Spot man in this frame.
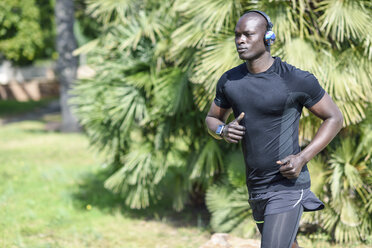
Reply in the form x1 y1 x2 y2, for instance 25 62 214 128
205 10 343 248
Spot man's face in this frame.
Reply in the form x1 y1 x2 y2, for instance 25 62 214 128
235 14 267 60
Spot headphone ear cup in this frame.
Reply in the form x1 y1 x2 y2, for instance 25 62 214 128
264 31 276 46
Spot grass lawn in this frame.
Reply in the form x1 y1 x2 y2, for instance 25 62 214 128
0 120 209 248
0 116 369 248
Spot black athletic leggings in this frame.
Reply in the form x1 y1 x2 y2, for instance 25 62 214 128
256 204 303 248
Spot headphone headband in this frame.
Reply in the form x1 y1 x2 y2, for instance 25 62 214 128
243 10 275 46
245 10 273 31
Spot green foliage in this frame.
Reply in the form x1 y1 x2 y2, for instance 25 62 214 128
206 183 252 233
205 150 254 234
72 0 372 244
302 117 372 244
75 0 102 44
72 3 210 211
226 151 246 188
0 0 100 64
104 142 167 209
0 0 55 65
317 0 370 43
321 121 372 243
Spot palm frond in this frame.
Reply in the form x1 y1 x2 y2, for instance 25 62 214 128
317 0 370 43
73 39 99 56
226 151 246 188
173 0 240 32
165 167 191 212
281 38 317 72
206 184 251 233
191 33 241 111
170 22 212 61
307 156 327 195
364 34 372 60
320 50 369 125
107 12 166 51
254 0 298 42
152 67 192 116
322 198 365 243
340 197 360 227
105 85 148 136
190 138 224 180
170 0 241 62
322 134 371 242
86 0 138 24
161 141 192 211
104 142 167 209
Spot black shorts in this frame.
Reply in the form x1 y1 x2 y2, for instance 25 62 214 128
248 188 324 223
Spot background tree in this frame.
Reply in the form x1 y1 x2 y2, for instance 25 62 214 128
0 0 55 65
72 0 372 244
55 0 80 132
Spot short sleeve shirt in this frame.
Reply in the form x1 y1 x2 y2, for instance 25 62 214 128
214 57 325 193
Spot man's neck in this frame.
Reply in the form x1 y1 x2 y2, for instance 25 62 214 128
245 53 275 74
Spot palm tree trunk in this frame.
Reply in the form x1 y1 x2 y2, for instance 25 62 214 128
55 0 80 132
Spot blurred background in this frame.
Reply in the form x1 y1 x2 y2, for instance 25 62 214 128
0 0 371 247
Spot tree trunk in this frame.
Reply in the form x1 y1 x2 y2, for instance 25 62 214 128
55 0 80 132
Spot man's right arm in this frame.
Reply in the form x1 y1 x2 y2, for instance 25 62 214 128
205 102 246 143
205 102 232 140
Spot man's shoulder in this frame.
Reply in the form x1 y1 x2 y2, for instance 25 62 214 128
220 63 246 81
276 58 323 97
275 57 315 80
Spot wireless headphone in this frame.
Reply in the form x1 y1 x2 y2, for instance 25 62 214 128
245 10 276 46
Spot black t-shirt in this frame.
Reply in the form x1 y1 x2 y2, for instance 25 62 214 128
214 57 325 193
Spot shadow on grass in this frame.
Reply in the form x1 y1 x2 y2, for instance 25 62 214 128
71 168 211 230
0 98 59 124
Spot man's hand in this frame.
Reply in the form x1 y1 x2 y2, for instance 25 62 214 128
276 154 306 179
222 112 246 143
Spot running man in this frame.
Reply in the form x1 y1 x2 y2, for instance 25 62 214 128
205 10 343 248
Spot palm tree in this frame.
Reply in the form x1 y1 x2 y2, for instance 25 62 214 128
321 120 371 243
72 0 371 243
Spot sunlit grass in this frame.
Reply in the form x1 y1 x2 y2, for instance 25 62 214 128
0 120 209 247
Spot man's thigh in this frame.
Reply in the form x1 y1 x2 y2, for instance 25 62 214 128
260 204 303 248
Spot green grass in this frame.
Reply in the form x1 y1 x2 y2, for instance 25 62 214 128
0 120 209 247
0 98 56 117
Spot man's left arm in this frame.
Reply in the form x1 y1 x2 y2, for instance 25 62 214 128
278 92 344 179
